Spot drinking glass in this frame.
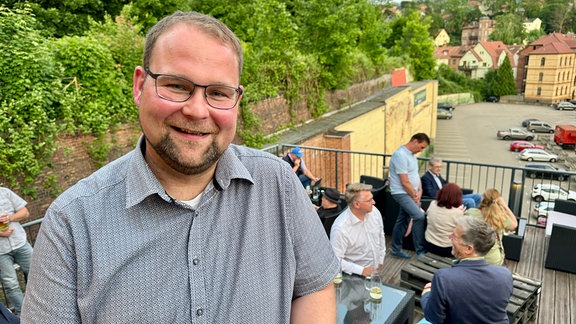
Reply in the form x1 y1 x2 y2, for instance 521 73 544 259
0 211 8 231
333 259 343 287
365 269 383 301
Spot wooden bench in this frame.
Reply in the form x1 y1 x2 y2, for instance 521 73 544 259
400 253 541 324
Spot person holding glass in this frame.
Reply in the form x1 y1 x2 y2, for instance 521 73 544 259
330 183 386 277
0 187 33 316
424 183 466 257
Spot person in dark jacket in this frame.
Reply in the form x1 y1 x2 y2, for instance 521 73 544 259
282 147 319 188
420 216 513 324
316 188 344 237
0 301 19 323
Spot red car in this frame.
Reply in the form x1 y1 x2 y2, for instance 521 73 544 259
509 141 545 152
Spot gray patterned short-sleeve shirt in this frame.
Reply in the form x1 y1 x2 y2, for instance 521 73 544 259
22 138 339 323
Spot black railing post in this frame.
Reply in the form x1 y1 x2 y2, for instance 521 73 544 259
508 179 523 217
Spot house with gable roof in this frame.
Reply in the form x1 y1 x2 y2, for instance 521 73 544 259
433 46 471 70
458 41 515 79
518 33 576 104
434 29 450 47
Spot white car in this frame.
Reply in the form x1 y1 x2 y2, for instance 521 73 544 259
532 184 576 202
532 201 555 218
519 149 559 162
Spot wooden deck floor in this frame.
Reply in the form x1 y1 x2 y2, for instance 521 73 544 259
380 225 575 324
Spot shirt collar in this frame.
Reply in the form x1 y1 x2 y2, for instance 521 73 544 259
125 136 254 208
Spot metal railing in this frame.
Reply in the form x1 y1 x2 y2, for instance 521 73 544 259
265 144 576 227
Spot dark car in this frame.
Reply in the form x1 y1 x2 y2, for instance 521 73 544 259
524 162 572 181
437 102 454 111
485 96 499 102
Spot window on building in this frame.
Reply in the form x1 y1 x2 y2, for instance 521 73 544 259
541 58 545 66
537 87 541 96
452 59 456 65
560 57 563 66
539 72 543 81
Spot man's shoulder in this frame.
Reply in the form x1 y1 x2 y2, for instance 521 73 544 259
228 145 285 165
421 171 433 181
54 152 134 206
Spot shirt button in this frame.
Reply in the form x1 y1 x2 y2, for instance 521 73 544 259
193 258 200 265
196 308 204 316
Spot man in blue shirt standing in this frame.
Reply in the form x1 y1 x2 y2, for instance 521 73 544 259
389 133 430 259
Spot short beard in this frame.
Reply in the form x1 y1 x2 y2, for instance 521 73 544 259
153 134 223 175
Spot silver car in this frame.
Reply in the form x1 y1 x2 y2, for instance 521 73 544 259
519 149 558 162
437 108 453 119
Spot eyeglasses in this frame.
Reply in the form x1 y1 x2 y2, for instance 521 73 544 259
145 68 243 110
356 198 374 203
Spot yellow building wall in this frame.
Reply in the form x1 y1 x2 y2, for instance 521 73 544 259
333 81 438 181
525 53 576 103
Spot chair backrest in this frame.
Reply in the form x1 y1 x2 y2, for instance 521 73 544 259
359 175 387 191
545 224 576 274
553 199 576 216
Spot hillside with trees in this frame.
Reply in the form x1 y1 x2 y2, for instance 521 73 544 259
0 1 437 196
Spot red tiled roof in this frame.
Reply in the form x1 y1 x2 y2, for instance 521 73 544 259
479 41 515 67
531 42 573 55
531 33 576 49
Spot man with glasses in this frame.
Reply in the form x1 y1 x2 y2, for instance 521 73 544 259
421 157 481 209
420 217 513 323
22 11 338 323
330 183 386 277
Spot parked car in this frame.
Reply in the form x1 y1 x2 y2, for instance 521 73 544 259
437 102 454 111
485 96 499 102
532 183 576 202
437 108 453 119
522 118 540 127
524 162 571 181
519 149 559 162
509 141 544 152
527 121 554 133
497 128 535 140
555 102 576 111
532 201 554 225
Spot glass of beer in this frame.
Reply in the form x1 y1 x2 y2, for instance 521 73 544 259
0 212 9 231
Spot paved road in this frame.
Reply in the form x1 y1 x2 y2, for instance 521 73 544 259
435 102 576 166
433 102 576 223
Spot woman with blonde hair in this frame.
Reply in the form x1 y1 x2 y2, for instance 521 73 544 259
466 188 518 265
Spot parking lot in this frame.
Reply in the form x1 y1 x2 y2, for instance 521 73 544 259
433 101 576 224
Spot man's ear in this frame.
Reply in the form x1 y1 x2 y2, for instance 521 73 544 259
133 66 146 106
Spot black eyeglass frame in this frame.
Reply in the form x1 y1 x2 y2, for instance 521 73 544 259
144 68 243 110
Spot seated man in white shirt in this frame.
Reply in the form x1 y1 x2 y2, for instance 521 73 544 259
330 183 386 277
421 157 481 210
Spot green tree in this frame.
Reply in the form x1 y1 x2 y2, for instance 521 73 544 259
541 0 572 34
386 12 436 80
7 0 128 37
492 56 517 96
0 6 64 194
490 13 525 45
520 0 544 18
